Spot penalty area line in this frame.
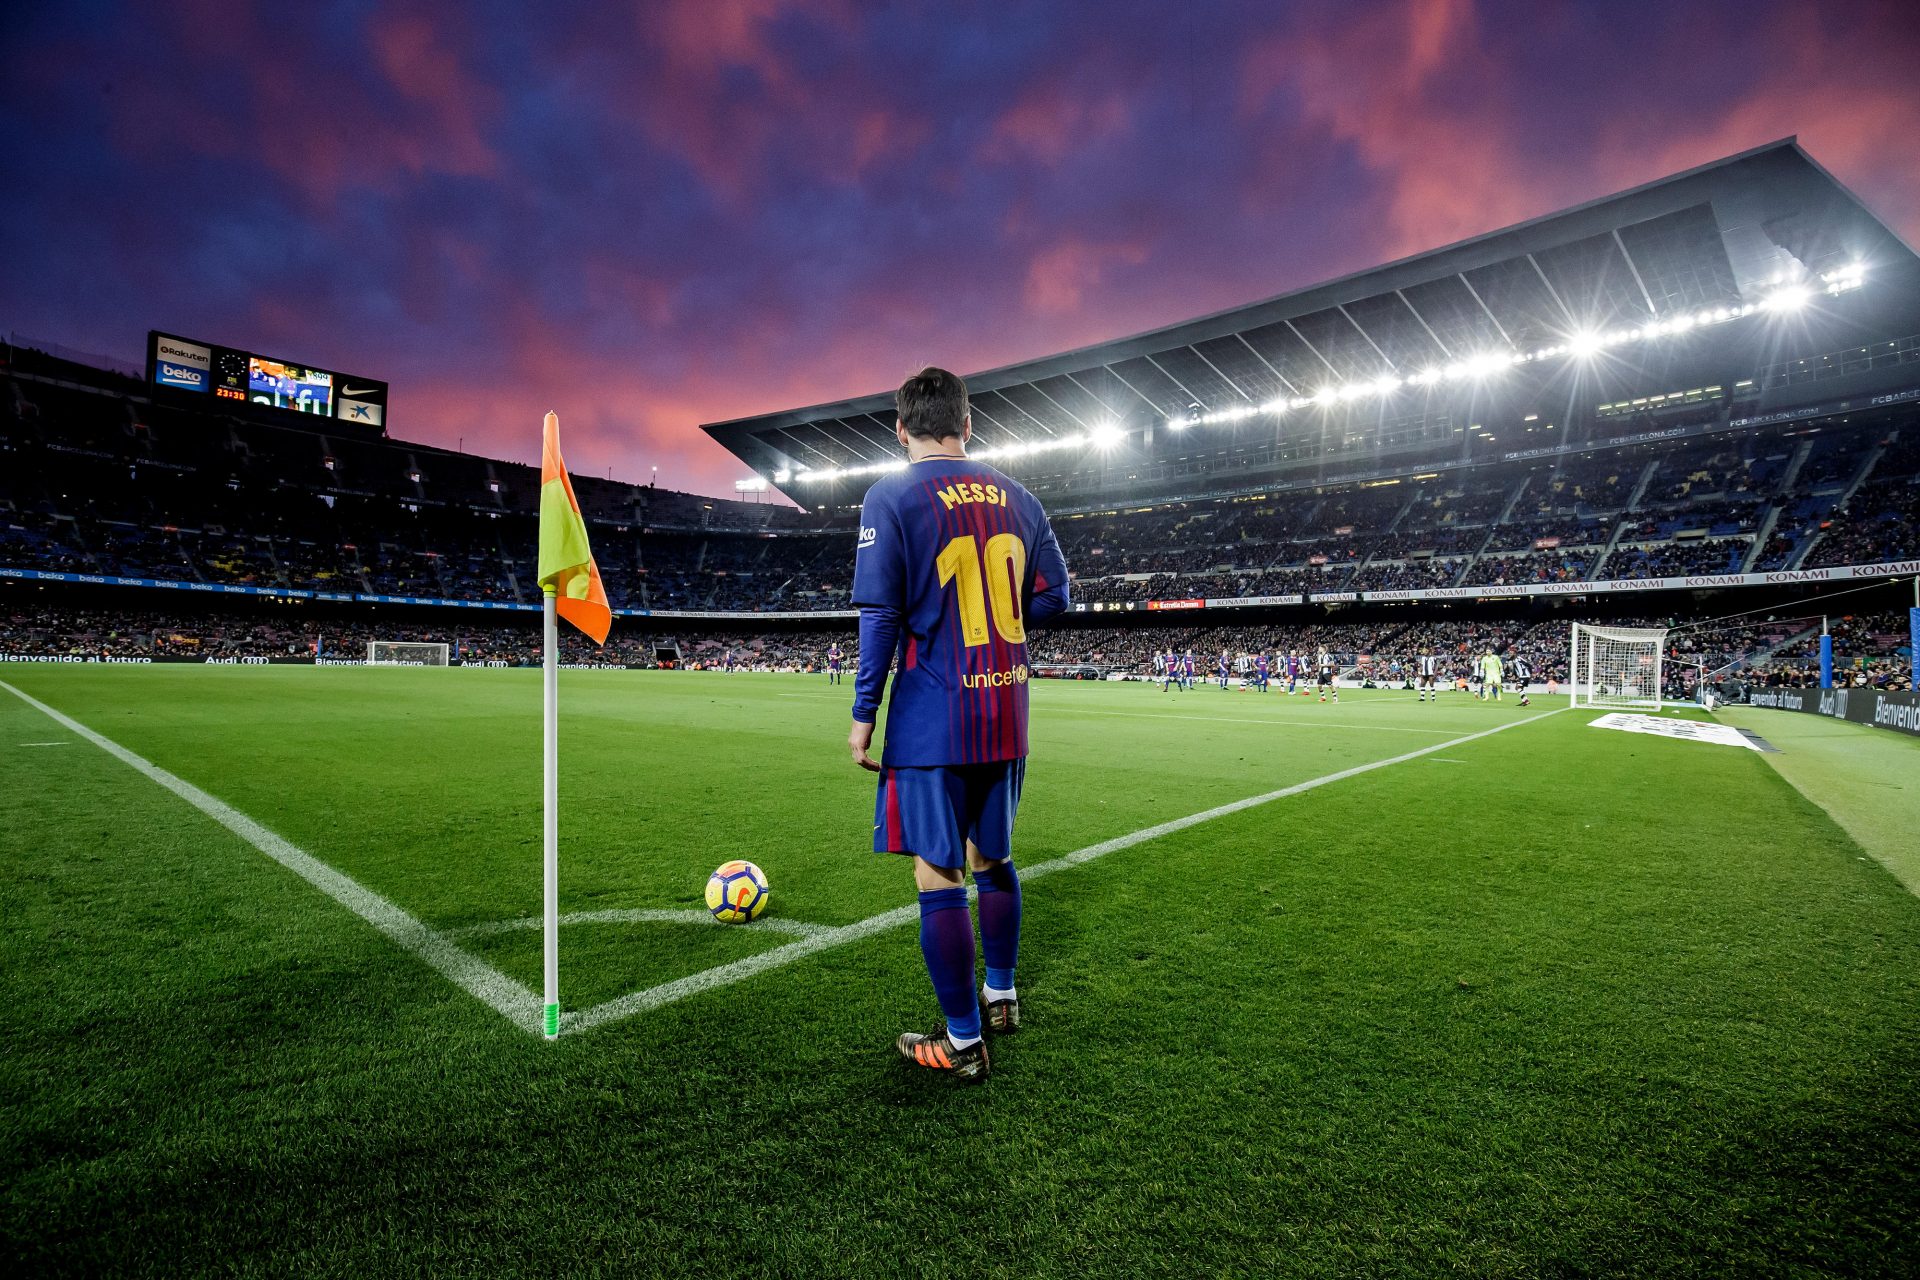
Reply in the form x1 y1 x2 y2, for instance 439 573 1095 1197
563 706 1566 1036
0 679 546 1037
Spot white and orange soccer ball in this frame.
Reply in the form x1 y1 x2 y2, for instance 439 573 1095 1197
705 859 770 924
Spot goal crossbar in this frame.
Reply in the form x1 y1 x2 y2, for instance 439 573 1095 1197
367 640 450 667
1569 622 1666 711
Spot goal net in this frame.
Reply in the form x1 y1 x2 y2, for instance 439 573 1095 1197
1569 623 1666 711
366 640 450 667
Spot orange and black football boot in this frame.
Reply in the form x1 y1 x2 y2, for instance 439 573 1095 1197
895 1023 990 1083
980 986 1020 1035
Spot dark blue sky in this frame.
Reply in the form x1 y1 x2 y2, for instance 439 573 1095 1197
4 0 1917 495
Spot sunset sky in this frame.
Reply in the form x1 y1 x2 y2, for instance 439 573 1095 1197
4 0 1918 496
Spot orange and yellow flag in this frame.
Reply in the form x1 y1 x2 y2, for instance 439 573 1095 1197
536 411 611 645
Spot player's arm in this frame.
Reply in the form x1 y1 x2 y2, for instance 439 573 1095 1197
847 496 905 772
1025 515 1071 624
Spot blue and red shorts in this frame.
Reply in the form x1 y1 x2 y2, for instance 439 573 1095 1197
873 760 1026 869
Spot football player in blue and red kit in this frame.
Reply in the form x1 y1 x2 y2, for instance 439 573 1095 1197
848 368 1070 1083
825 641 844 686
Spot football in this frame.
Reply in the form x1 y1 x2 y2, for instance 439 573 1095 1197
705 859 771 924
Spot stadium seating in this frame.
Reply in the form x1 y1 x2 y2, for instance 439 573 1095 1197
4 352 1918 618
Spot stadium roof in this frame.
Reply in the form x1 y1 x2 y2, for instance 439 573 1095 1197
704 140 1918 501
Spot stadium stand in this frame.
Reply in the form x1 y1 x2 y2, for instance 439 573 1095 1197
4 141 1916 702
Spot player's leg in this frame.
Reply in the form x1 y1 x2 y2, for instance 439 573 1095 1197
876 768 989 1080
964 759 1024 1034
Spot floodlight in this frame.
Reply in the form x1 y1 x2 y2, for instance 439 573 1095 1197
1763 285 1810 313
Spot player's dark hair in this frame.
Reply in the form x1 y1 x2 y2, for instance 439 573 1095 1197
897 367 968 441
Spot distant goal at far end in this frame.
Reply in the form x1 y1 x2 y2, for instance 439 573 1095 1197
1569 622 1666 712
367 641 451 667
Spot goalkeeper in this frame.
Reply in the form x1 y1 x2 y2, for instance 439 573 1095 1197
1480 649 1505 701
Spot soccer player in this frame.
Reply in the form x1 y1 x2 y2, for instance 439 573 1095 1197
1255 649 1270 692
848 367 1069 1083
1217 649 1230 690
1481 648 1504 701
1285 650 1301 694
1317 648 1338 703
1417 647 1438 702
826 640 844 686
1159 649 1179 692
1182 649 1196 691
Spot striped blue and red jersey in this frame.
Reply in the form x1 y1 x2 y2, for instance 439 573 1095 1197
850 458 1070 767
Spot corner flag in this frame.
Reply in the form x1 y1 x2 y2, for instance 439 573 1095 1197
535 410 609 1040
537 411 611 644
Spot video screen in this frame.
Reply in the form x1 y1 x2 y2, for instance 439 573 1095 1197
149 331 386 429
248 357 334 416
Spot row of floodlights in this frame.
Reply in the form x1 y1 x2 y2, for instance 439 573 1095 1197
772 265 1864 485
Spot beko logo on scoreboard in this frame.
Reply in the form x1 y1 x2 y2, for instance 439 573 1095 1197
157 361 207 389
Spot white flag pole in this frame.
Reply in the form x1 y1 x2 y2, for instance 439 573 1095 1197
542 588 560 1040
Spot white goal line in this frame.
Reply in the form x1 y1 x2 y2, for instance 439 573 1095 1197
561 705 1565 1036
2 677 1560 1040
1 678 546 1037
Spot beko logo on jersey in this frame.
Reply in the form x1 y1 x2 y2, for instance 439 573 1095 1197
935 482 1008 510
857 526 877 549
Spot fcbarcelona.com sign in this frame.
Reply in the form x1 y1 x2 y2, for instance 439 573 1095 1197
1747 687 1920 738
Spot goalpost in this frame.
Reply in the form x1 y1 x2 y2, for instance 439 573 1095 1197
1569 623 1666 711
366 640 450 666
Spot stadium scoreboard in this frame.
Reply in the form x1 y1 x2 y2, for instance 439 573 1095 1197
148 331 388 430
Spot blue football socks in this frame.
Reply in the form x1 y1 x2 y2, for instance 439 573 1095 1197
917 887 981 1043
973 860 1021 997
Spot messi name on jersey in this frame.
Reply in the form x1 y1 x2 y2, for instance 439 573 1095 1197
934 481 1011 510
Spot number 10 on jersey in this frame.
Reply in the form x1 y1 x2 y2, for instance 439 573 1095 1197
935 534 1027 646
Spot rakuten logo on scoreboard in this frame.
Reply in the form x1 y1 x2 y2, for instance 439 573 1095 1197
152 335 211 390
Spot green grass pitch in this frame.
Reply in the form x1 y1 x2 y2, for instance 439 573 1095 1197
2 666 1917 1277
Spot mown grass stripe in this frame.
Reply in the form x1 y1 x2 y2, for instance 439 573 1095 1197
1 678 546 1036
563 706 1565 1035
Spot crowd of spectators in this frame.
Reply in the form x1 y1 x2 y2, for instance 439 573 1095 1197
5 356 1917 620
1598 538 1748 579
1741 612 1914 689
6 601 1908 694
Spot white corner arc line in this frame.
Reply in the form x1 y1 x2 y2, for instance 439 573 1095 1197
564 707 1565 1035
448 908 831 941
1 680 545 1036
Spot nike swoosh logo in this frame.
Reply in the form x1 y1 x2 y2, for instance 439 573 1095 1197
342 386 378 397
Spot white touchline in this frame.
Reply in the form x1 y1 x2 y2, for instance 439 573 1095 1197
1 679 546 1037
449 908 831 941
1038 706 1462 734
563 706 1566 1036
779 690 1470 734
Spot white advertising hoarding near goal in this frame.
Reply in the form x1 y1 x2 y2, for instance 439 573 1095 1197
1589 713 1777 752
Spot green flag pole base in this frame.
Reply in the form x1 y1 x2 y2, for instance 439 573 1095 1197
543 1003 561 1039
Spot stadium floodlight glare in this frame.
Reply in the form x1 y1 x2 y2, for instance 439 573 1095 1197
1762 285 1811 313
772 469 792 483
773 263 1875 485
734 477 768 492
